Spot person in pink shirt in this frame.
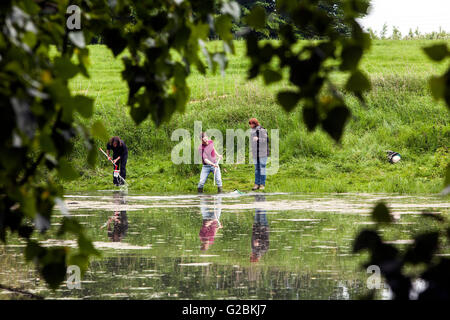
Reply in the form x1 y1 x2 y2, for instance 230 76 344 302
199 196 222 251
197 132 223 193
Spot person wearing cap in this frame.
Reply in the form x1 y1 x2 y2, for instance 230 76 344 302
197 132 223 193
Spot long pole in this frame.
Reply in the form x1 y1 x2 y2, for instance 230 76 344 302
99 147 127 186
213 155 222 186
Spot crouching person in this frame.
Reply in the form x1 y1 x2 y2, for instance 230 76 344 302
198 132 223 194
106 136 128 186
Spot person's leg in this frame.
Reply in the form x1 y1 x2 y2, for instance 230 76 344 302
198 165 212 189
254 211 268 225
119 154 128 184
113 172 118 186
259 157 267 187
254 159 261 185
214 166 222 187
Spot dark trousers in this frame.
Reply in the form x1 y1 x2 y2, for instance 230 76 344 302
113 154 128 185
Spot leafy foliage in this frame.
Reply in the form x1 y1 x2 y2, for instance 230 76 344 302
422 42 450 191
1 0 448 296
0 0 238 290
354 204 450 300
233 0 369 39
244 0 372 142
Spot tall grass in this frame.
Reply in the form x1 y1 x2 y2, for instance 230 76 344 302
65 40 450 193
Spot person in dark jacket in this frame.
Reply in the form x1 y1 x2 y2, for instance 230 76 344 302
250 195 269 262
100 192 128 242
249 118 269 190
106 136 128 186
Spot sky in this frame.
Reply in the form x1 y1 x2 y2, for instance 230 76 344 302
358 0 450 36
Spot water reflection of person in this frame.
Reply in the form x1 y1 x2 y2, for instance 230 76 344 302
250 195 269 263
199 195 222 251
100 191 128 242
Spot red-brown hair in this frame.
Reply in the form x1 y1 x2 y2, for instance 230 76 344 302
248 118 260 126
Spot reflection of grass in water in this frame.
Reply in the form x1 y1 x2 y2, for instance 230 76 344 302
2 194 448 299
0 247 40 299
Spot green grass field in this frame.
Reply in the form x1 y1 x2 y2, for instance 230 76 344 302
64 40 449 194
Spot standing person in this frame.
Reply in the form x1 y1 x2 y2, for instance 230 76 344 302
100 192 128 242
197 132 223 193
250 195 269 262
106 136 128 186
249 118 269 190
199 196 222 251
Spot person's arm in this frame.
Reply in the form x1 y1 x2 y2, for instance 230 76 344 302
106 144 112 160
204 158 216 167
101 217 112 229
106 218 112 232
253 128 259 142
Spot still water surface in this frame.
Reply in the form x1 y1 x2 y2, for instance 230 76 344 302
1 191 448 300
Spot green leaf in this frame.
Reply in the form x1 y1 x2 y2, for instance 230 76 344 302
18 225 33 238
103 28 127 57
39 134 56 153
344 0 370 18
68 31 86 48
429 76 445 100
404 232 439 264
190 22 209 41
341 45 363 71
47 79 71 104
19 188 37 219
215 15 233 42
25 240 45 262
78 234 100 256
53 56 79 80
130 105 150 125
246 5 266 30
91 120 108 141
87 145 98 167
353 229 382 252
72 95 93 118
423 44 449 62
58 217 83 236
40 248 67 290
346 70 371 93
372 202 393 223
221 1 241 21
263 69 282 85
321 106 351 142
58 157 79 181
68 253 89 273
302 107 319 131
277 91 300 112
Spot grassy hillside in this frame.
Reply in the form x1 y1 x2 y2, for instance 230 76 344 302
65 40 449 193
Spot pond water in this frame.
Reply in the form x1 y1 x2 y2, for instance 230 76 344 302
1 191 449 300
